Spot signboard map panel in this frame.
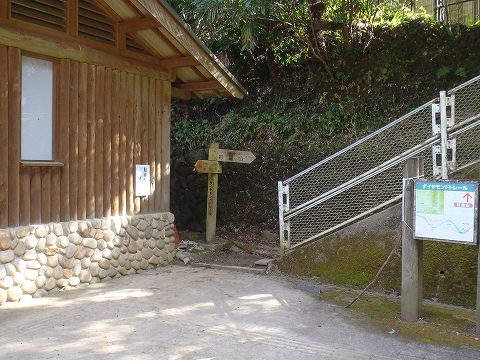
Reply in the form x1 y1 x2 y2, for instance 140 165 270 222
414 180 478 244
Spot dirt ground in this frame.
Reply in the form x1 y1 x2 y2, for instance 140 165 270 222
175 230 280 268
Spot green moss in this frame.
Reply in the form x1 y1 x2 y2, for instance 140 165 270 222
422 241 478 308
321 287 479 347
278 226 478 308
278 230 402 290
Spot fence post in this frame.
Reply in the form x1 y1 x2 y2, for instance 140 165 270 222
278 182 285 255
439 91 449 179
278 181 290 256
401 156 424 322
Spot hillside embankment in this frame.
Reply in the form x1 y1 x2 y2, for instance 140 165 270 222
170 21 480 308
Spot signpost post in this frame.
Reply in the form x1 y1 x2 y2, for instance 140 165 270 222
401 157 424 322
196 143 255 243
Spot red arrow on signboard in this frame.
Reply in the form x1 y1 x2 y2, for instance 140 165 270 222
464 193 472 202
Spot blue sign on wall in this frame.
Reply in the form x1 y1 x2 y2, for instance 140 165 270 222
414 180 479 245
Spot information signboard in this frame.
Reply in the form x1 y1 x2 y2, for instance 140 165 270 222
413 180 479 244
208 149 256 163
135 165 150 197
194 160 222 174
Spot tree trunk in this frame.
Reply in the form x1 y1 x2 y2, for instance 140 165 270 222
306 0 334 78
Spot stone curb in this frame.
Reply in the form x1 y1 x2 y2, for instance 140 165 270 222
191 262 267 274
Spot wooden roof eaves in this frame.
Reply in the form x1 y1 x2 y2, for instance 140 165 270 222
133 0 247 99
0 19 174 81
178 80 223 92
171 87 227 101
118 17 159 32
157 55 199 69
171 86 191 100
120 23 189 67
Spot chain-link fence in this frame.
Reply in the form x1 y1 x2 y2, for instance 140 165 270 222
449 76 480 173
279 75 480 252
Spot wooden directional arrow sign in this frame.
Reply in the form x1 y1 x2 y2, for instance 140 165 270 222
195 160 222 174
209 148 256 163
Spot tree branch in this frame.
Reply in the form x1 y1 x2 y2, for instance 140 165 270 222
345 229 402 308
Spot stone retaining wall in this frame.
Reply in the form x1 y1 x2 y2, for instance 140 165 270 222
0 212 177 306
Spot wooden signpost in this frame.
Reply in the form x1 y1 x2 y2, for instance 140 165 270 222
209 148 256 164
194 160 222 174
196 142 255 243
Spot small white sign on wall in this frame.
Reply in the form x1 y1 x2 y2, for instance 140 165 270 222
135 165 150 197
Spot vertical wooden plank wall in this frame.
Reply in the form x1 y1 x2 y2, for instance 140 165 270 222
77 62 88 221
126 73 135 215
160 80 171 212
59 59 70 222
140 76 149 213
0 48 170 228
29 167 39 224
69 61 79 221
154 80 162 210
7 47 20 227
41 168 51 224
86 65 96 219
119 72 127 216
95 66 105 218
148 78 156 213
0 45 9 228
111 70 120 216
103 68 112 218
133 74 142 215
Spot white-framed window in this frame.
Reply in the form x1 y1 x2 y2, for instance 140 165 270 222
21 55 54 161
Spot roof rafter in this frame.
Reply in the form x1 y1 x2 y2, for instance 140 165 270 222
158 55 199 69
118 17 159 33
2 0 246 99
133 0 246 99
178 81 222 91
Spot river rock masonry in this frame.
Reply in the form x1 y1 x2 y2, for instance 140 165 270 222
0 212 176 306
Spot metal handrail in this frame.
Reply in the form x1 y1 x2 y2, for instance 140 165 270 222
279 75 480 251
284 136 439 219
283 100 436 185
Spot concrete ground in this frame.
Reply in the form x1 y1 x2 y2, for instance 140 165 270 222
0 265 479 360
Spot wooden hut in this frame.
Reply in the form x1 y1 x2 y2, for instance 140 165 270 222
0 0 246 229
0 0 246 304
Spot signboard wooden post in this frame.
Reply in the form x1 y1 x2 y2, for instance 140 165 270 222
195 142 255 243
206 143 220 244
401 157 424 323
